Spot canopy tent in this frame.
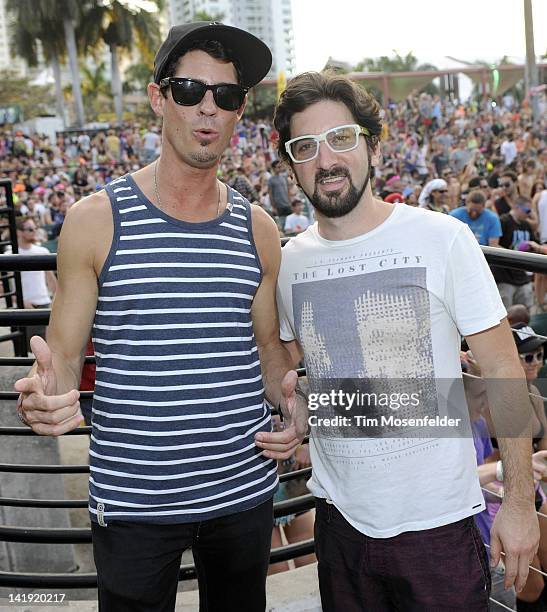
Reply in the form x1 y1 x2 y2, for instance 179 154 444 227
258 63 547 107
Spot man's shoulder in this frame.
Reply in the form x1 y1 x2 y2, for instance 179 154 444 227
483 209 500 221
68 189 111 223
25 244 50 255
449 207 467 219
281 225 316 258
402 203 464 231
62 190 113 252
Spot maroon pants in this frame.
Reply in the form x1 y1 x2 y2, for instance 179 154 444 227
314 499 491 612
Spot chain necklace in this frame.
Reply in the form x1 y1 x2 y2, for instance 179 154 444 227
153 160 221 218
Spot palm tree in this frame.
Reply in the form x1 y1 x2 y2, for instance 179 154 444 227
79 0 163 124
79 60 113 120
355 51 437 74
7 0 88 127
58 0 87 127
6 0 66 125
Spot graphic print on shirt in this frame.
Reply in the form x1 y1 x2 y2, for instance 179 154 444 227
293 266 439 443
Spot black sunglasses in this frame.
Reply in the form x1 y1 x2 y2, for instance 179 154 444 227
160 77 247 111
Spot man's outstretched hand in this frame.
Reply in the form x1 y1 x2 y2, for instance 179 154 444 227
14 336 82 436
255 370 308 459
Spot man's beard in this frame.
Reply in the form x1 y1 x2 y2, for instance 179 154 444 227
189 148 218 166
303 162 370 219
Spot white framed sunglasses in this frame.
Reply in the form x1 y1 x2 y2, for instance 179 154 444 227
285 123 370 164
519 350 544 364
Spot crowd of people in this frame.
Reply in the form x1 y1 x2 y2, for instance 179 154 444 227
2 90 546 316
1 91 545 258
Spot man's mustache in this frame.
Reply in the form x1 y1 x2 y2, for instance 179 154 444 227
315 166 350 184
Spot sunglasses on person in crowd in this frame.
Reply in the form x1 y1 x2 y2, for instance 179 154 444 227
285 124 370 163
159 77 248 111
519 350 544 364
500 182 512 188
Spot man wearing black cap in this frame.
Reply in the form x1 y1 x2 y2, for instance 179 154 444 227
13 22 306 612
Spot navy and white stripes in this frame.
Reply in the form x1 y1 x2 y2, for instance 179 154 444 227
88 174 277 524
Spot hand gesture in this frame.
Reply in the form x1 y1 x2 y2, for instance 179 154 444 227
14 336 82 436
255 370 308 460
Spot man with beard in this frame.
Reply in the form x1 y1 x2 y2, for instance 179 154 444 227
256 71 539 611
450 190 501 246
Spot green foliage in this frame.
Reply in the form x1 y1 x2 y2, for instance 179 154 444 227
355 51 437 74
78 0 163 64
81 61 111 99
245 86 277 120
0 70 55 119
6 0 67 64
354 51 439 99
123 63 154 94
193 10 225 22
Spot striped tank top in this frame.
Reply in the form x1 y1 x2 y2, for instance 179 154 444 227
88 174 278 525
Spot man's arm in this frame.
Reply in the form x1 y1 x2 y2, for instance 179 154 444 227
15 192 113 435
488 215 502 247
466 318 539 591
249 205 307 458
46 270 57 296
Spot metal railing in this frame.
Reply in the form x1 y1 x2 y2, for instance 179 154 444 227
0 180 26 354
0 243 545 598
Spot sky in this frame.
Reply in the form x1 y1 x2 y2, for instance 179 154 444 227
291 0 547 74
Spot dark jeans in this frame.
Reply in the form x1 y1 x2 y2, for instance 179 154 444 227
315 498 491 612
91 498 273 612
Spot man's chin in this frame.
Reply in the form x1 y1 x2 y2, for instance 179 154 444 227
188 150 220 168
312 196 359 219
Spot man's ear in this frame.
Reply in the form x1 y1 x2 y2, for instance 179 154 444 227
370 140 382 167
236 95 248 121
148 82 164 118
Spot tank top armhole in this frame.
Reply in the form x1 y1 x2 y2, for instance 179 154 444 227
244 199 264 278
97 181 123 287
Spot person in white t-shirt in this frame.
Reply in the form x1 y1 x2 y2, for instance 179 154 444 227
531 188 547 311
141 126 161 164
256 71 539 611
284 199 310 235
14 217 57 351
501 133 517 167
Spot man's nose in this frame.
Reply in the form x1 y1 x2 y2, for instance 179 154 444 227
198 89 218 115
315 141 338 169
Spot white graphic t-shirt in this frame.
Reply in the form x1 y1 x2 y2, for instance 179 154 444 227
277 204 507 538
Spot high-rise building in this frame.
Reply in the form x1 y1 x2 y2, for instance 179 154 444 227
167 0 295 78
0 0 13 71
0 0 27 75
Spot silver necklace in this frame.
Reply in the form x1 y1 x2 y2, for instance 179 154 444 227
153 160 221 218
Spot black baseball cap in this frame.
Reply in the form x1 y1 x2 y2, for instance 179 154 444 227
512 323 545 353
153 21 272 88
